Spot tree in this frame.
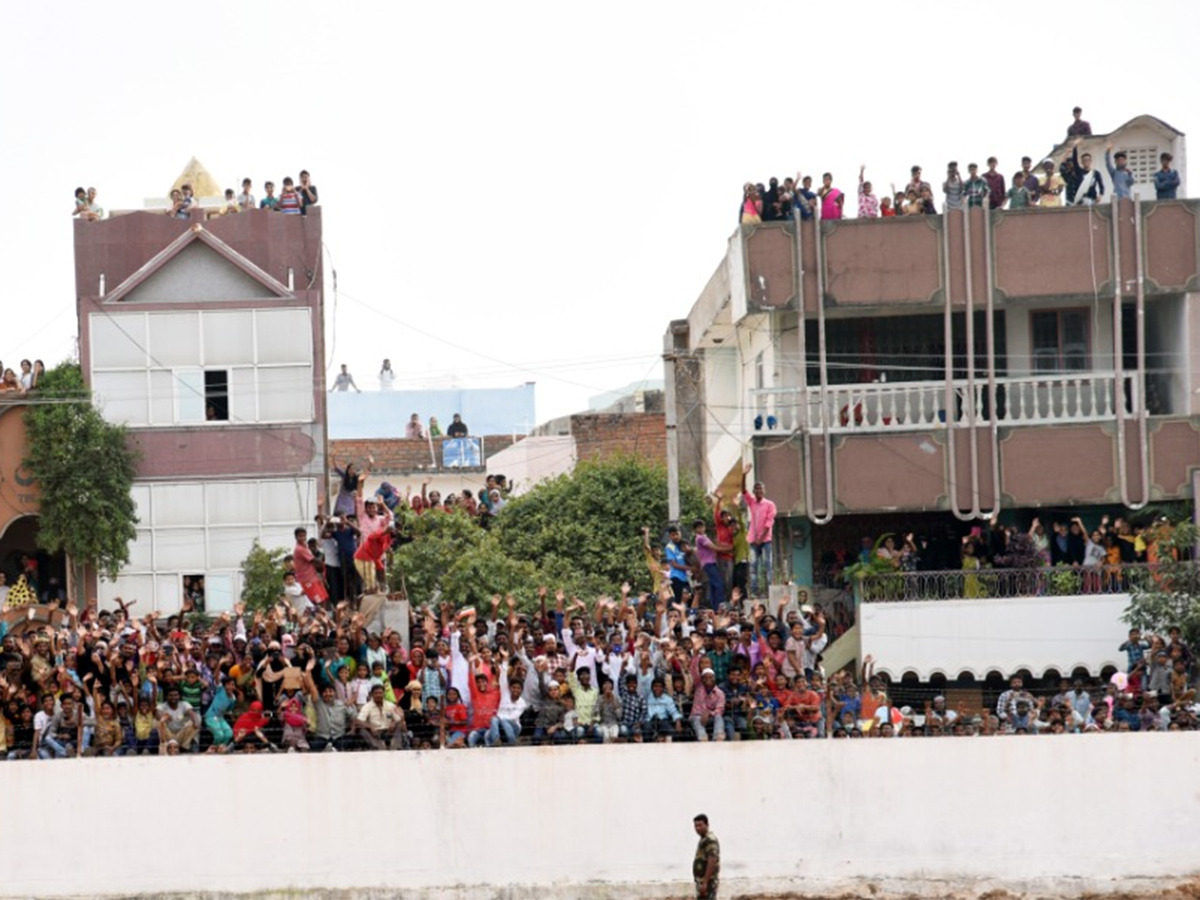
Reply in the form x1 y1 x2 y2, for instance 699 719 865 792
239 540 288 612
1123 520 1200 646
387 509 537 609
23 363 139 595
491 455 709 596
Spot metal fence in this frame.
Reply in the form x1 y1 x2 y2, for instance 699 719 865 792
855 563 1182 603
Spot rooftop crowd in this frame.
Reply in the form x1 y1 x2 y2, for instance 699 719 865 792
70 170 320 222
2 469 1194 760
740 107 1183 224
0 358 45 396
328 361 474 439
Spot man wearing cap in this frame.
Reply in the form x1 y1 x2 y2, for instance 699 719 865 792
1067 106 1092 137
690 667 726 742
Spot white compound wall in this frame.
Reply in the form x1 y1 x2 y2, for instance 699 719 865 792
4 734 1198 899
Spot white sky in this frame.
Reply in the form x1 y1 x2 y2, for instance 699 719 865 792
1 0 1196 424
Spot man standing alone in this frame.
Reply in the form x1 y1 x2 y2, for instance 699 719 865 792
742 464 777 599
693 814 721 900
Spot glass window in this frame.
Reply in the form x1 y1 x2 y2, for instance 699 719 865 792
1031 310 1089 373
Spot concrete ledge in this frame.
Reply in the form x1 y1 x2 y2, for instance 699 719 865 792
6 736 1199 899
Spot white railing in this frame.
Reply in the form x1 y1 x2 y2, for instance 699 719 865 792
750 371 1139 435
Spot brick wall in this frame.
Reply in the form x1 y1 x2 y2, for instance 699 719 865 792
330 435 519 474
571 412 666 464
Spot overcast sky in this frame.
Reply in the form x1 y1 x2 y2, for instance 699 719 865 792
1 0 1195 426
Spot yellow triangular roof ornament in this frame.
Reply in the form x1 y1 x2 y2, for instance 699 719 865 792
170 157 223 198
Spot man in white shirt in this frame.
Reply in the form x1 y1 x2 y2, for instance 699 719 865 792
489 663 527 745
379 359 396 391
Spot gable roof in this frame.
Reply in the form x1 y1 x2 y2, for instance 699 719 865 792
104 223 294 303
1044 113 1185 164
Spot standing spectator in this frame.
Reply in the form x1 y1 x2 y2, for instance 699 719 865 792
942 161 964 211
446 414 469 437
298 170 319 214
1067 142 1104 206
795 175 817 221
907 165 932 198
857 166 879 218
818 172 844 220
1007 172 1031 209
742 464 777 599
1019 156 1040 202
405 413 426 440
428 417 442 438
85 187 104 221
1105 146 1135 200
982 157 1006 210
277 177 302 214
1155 153 1180 200
692 519 726 610
1067 106 1092 137
72 186 92 220
1038 159 1065 207
964 164 989 208
237 178 256 210
739 183 762 225
379 359 396 391
259 181 278 210
665 526 691 604
329 364 359 393
761 177 780 222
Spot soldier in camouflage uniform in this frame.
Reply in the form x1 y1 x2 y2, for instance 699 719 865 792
692 813 720 899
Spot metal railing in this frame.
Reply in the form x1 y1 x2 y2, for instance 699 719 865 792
855 563 1173 603
750 371 1140 435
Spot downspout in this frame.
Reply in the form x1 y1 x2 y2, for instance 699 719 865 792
963 207 982 517
796 209 829 524
980 204 1002 518
810 205 835 524
944 212 973 521
1128 197 1150 509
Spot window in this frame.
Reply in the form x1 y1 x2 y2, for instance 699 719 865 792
1122 147 1159 185
175 368 229 422
1031 310 1089 372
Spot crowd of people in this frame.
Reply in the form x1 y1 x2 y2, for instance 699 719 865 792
820 511 1172 591
2 573 1194 760
739 108 1182 225
70 171 320 223
0 358 45 396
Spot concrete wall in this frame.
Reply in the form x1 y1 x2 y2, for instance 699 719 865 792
861 591 1130 681
5 737 1198 899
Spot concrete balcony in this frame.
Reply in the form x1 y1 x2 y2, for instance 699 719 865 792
751 370 1139 435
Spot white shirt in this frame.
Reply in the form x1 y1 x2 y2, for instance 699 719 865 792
379 368 396 391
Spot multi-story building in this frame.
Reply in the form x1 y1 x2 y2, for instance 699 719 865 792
76 199 327 613
667 122 1196 690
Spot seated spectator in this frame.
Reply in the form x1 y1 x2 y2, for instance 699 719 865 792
446 413 469 438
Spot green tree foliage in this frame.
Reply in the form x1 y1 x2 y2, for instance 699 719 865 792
491 455 709 596
1123 520 1200 646
388 509 537 609
239 540 288 612
23 363 139 585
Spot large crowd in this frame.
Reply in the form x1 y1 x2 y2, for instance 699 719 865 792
2 464 1196 760
740 108 1183 225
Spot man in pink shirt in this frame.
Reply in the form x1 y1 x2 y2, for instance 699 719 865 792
742 463 777 599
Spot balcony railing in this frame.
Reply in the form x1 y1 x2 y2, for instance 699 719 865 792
855 563 1169 603
750 371 1139 435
